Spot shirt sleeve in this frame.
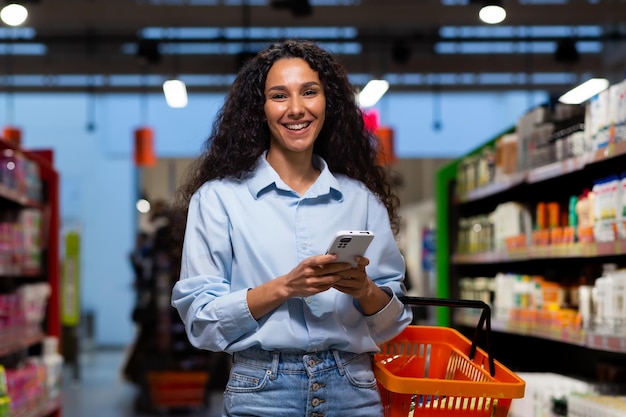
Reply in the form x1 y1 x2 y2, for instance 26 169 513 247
361 191 413 344
171 186 259 352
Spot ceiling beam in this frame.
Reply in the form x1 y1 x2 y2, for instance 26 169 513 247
1 52 605 77
24 1 626 31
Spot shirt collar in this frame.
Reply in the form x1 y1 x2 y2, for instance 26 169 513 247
247 152 343 200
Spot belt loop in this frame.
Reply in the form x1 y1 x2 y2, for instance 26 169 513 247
332 350 345 376
269 352 280 380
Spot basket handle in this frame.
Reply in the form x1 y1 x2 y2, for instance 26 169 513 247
399 296 495 377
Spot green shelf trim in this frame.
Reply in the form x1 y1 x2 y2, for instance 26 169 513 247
435 161 457 326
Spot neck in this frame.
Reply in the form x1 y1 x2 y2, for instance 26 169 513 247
266 149 319 194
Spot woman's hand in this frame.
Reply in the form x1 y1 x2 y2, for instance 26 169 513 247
332 256 392 316
246 254 352 320
281 254 353 298
330 255 372 299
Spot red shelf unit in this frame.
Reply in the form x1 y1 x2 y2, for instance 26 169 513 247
0 139 61 417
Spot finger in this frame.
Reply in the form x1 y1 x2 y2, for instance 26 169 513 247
332 281 357 294
355 256 370 267
317 263 352 277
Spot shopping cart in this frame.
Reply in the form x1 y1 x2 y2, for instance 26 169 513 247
374 296 526 417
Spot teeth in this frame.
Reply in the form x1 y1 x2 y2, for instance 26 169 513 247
286 122 310 130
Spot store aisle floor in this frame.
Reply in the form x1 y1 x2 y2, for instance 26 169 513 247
61 348 224 417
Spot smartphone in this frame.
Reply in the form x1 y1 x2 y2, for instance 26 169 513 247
325 230 375 267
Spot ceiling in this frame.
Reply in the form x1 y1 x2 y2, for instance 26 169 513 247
1 0 626 95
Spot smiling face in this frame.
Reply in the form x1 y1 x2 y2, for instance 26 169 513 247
264 57 326 157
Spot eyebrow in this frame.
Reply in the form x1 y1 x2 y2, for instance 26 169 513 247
266 81 322 92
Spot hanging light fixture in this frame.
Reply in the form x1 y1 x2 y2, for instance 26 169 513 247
479 1 506 25
2 125 22 145
558 78 610 105
358 80 389 108
0 2 28 26
134 127 157 167
162 79 188 108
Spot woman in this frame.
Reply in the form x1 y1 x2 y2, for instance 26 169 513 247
171 39 412 417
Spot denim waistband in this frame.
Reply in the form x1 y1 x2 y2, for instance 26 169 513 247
232 348 369 379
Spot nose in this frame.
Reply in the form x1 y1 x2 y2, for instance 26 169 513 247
287 96 305 118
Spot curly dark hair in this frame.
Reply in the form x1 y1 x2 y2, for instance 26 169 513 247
174 39 399 234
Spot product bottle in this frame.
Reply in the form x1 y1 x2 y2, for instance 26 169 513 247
568 195 578 242
576 190 591 242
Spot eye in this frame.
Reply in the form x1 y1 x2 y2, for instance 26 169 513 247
303 89 319 97
269 93 287 100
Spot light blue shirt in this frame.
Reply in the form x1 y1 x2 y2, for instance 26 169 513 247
171 154 412 354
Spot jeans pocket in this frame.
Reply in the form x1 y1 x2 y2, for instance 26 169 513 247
342 353 378 389
225 363 270 393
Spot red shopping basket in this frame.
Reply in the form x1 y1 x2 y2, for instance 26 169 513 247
374 297 525 417
147 371 210 409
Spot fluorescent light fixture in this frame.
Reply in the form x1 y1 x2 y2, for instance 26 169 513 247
163 79 188 108
479 3 506 25
0 3 28 26
358 79 389 108
558 78 609 104
136 198 151 214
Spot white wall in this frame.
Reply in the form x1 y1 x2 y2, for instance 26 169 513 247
0 89 547 346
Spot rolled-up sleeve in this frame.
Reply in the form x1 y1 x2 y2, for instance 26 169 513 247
360 192 413 344
171 187 258 352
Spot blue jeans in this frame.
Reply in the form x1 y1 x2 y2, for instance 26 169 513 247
223 348 383 417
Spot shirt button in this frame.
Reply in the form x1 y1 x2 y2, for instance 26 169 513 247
312 382 320 391
301 243 307 250
305 297 312 304
308 359 316 368
311 398 320 407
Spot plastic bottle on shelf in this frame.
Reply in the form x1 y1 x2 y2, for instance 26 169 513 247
593 263 617 333
578 284 594 329
606 175 620 240
536 201 547 230
593 176 620 242
591 181 605 242
576 189 594 243
618 173 626 240
611 269 626 334
494 272 515 321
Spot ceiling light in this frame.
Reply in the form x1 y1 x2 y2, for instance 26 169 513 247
558 78 610 105
163 79 188 108
358 80 389 108
0 3 28 26
479 2 506 25
136 198 151 214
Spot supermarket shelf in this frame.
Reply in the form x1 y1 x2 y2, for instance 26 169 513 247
0 327 46 357
452 239 626 264
458 172 526 203
456 142 626 204
0 140 61 417
0 183 33 206
590 140 626 164
526 154 588 184
456 313 626 354
12 397 61 417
